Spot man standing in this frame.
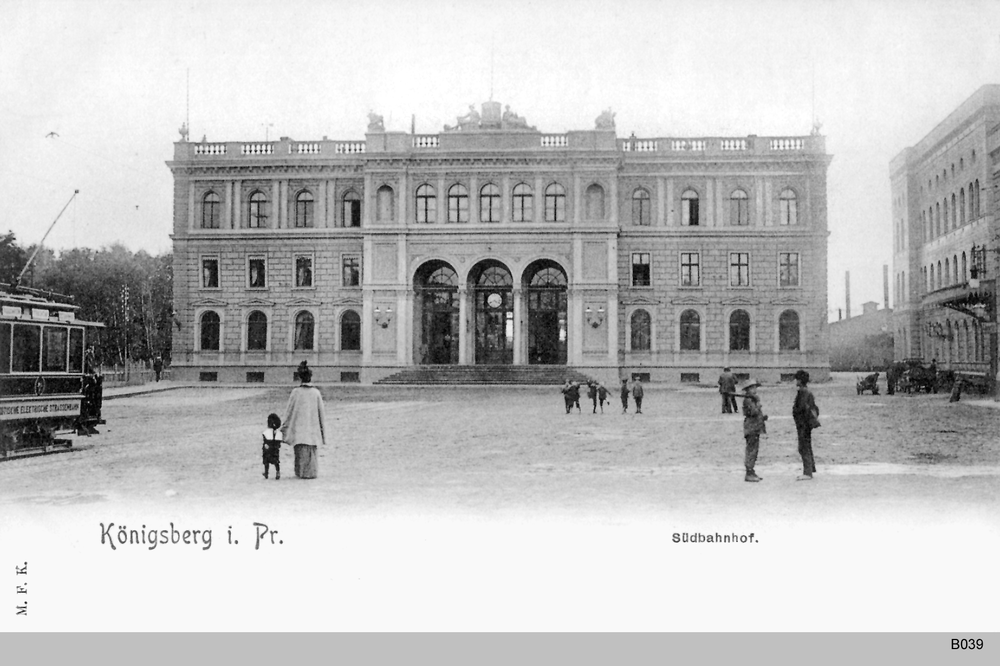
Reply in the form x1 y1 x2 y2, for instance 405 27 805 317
153 355 163 382
718 367 738 414
620 378 630 414
632 377 644 414
791 369 819 480
741 379 766 482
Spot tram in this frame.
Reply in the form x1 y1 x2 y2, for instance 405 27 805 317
1 282 105 459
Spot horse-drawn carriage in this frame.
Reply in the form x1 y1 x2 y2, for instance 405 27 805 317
889 358 954 394
856 372 880 395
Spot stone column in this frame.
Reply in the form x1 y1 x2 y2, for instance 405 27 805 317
534 175 544 223
458 285 469 364
610 175 619 226
665 180 675 226
705 179 715 227
656 177 665 227
270 181 281 229
607 237 619 363
501 175 511 225
437 177 446 224
512 287 523 364
317 180 327 228
469 175 478 224
222 181 232 229
233 180 242 229
397 239 408 363
187 184 195 230
764 180 773 226
573 173 582 226
364 174 374 228
398 172 407 226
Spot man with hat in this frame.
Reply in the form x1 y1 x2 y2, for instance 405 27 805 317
741 378 767 482
791 369 819 480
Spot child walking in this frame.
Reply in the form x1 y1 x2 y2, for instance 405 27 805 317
262 413 283 480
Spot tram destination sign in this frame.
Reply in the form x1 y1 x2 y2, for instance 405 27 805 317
0 398 81 421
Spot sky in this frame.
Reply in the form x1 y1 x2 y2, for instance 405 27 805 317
3 0 1000 320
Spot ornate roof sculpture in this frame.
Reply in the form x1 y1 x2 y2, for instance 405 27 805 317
444 101 537 132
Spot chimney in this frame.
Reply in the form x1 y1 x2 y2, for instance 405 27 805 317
883 264 890 310
845 271 851 319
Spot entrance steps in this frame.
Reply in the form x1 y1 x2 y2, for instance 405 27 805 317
374 365 595 385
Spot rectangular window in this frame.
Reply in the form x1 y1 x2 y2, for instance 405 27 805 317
0 323 10 374
248 256 267 289
342 255 361 287
631 252 651 287
246 371 265 383
294 255 313 288
341 371 361 383
680 373 700 383
680 252 700 287
69 328 84 373
42 326 68 372
12 324 40 372
779 252 800 287
201 257 219 289
729 252 750 287
199 371 218 382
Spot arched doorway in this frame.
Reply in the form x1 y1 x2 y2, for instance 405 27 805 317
524 260 567 365
471 261 513 364
414 261 459 364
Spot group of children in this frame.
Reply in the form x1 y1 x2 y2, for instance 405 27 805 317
560 377 645 414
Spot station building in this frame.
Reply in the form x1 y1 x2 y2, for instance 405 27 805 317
890 85 1000 388
167 101 832 384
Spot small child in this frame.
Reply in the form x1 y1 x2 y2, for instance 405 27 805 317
262 413 283 480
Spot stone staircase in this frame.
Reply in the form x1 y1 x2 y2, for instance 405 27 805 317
374 365 595 385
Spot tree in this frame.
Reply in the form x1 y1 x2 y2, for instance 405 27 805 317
0 231 27 284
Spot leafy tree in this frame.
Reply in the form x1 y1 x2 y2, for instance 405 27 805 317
0 231 27 284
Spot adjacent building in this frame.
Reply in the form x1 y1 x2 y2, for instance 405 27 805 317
890 85 1000 388
167 101 832 384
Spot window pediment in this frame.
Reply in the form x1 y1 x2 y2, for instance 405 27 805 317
236 298 277 307
721 295 760 306
670 295 709 306
622 294 662 306
191 297 228 307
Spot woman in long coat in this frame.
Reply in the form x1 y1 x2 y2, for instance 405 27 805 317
281 364 328 479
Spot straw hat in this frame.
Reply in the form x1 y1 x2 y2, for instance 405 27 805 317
742 378 762 390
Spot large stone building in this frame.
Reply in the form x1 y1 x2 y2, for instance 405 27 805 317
167 101 831 384
890 85 999 388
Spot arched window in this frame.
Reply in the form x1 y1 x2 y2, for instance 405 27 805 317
341 310 361 351
929 264 935 291
199 311 220 351
343 191 361 227
630 309 651 352
730 189 749 226
974 179 980 218
448 184 469 223
681 189 700 226
779 310 800 351
951 193 957 229
679 309 700 351
376 185 394 222
512 183 533 222
480 183 500 223
248 191 268 228
779 189 798 225
632 188 650 226
937 261 942 289
960 188 966 225
294 190 314 228
415 184 436 223
953 254 959 284
545 183 566 222
202 191 220 229
968 182 975 220
945 258 950 286
935 203 941 236
962 252 968 282
293 311 314 351
729 309 750 351
943 198 949 231
585 183 605 220
247 311 267 351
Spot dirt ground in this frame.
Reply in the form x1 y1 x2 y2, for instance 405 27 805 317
2 373 998 631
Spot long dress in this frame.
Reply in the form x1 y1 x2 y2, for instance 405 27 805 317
281 383 328 479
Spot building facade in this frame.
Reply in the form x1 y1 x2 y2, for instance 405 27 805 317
828 301 893 371
890 85 999 388
168 102 831 384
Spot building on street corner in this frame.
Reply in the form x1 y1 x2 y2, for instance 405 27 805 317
167 101 832 384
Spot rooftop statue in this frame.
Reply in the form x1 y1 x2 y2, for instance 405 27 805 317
444 104 482 131
502 105 535 130
367 111 385 132
595 108 616 130
178 121 189 142
810 119 823 136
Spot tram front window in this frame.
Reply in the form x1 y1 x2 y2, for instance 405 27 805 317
12 324 40 372
43 326 68 372
69 328 84 373
0 323 10 374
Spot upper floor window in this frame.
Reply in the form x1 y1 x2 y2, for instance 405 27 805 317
294 190 314 228
779 252 800 287
201 257 219 289
680 252 700 287
343 191 361 227
960 188 966 225
585 183 605 220
415 184 436 223
248 255 267 289
376 185 394 222
512 183 533 222
294 255 313 288
480 183 500 223
202 191 221 229
630 310 651 352
632 188 650 226
342 255 361 287
248 191 269 228
729 252 750 287
681 189 699 226
448 184 469 223
730 189 749 226
545 183 566 222
778 189 798 226
631 252 651 287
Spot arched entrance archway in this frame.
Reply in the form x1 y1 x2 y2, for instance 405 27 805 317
524 260 567 365
470 261 514 364
414 261 459 364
